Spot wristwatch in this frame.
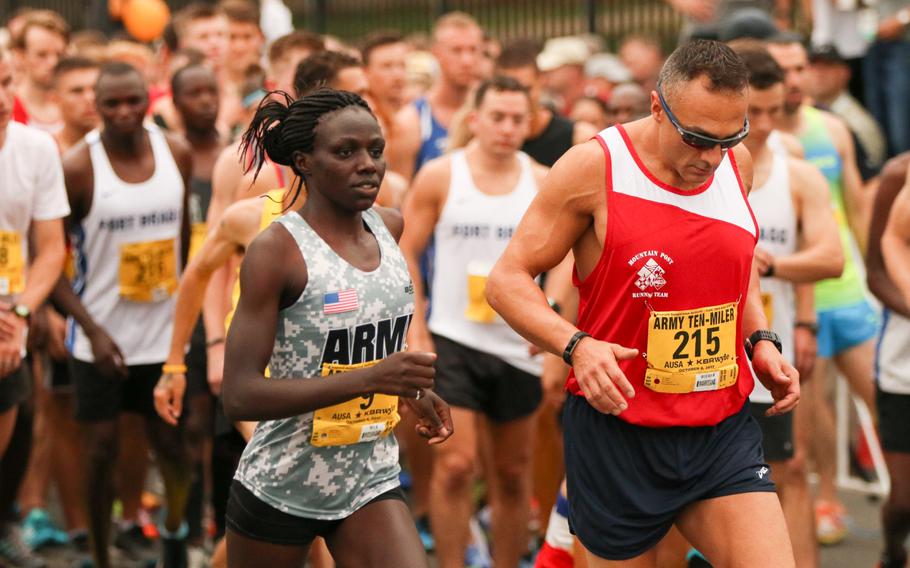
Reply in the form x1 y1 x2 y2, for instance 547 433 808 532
745 330 782 360
11 304 30 323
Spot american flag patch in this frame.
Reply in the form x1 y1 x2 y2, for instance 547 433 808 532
323 289 359 314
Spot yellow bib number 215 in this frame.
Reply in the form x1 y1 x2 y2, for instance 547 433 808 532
644 301 739 394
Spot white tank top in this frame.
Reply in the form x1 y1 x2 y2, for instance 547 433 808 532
878 310 910 395
747 151 797 403
68 125 184 365
427 149 542 375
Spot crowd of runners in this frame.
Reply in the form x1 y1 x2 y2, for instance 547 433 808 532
2 1 910 567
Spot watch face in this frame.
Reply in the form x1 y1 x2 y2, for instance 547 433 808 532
13 305 29 319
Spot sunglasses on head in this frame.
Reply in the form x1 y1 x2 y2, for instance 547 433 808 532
656 82 749 150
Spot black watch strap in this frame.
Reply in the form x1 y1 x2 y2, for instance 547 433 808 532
563 331 591 365
745 330 782 360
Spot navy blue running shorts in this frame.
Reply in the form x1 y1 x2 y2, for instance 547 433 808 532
562 395 776 561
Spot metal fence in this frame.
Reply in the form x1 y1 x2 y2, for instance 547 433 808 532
1 0 684 51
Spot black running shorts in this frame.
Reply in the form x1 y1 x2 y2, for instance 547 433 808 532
226 481 406 546
0 364 30 413
749 401 794 462
71 359 162 421
563 395 776 561
432 333 542 422
877 386 910 454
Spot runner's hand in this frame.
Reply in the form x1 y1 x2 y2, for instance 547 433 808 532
401 389 453 444
571 337 638 415
753 246 774 276
368 351 436 396
154 371 186 426
87 327 128 380
0 308 20 342
207 342 225 395
793 327 816 381
0 315 24 378
752 340 799 416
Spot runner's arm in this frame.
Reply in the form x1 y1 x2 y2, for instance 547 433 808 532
829 114 871 252
771 159 844 282
487 141 603 356
386 105 421 180
882 177 910 307
792 283 817 380
18 218 65 313
866 157 910 317
165 133 194 267
398 159 448 351
164 202 254 367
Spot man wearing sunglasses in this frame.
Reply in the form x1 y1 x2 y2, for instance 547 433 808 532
487 39 799 566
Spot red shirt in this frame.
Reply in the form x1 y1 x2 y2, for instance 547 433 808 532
565 125 758 427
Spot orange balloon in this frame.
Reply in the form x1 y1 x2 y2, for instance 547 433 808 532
122 0 170 43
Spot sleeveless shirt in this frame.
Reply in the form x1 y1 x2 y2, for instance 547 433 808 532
799 106 868 311
414 97 448 173
565 125 758 427
69 124 184 364
747 152 797 404
428 150 541 375
234 208 415 519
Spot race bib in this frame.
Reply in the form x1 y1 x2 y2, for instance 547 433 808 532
761 293 774 327
188 222 207 262
119 239 178 302
311 360 400 447
644 301 739 394
465 261 496 323
0 231 25 296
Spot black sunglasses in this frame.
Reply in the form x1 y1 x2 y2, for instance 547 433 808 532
656 82 749 150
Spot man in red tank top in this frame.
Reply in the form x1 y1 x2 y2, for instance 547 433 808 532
487 40 799 567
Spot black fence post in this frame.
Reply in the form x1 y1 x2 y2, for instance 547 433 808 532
312 0 328 34
585 0 597 35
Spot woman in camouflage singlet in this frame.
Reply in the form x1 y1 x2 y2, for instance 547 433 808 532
221 89 453 567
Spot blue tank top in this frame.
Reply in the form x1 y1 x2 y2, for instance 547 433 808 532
414 97 448 173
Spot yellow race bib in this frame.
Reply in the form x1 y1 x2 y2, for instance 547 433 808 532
465 261 496 323
644 301 739 394
119 238 178 302
311 360 400 447
761 293 774 327
0 231 25 296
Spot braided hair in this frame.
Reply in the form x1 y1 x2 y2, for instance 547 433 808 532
239 88 374 208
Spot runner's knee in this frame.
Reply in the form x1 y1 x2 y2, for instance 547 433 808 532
435 451 475 490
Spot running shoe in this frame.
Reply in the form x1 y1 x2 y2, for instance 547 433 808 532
415 516 435 552
0 523 48 568
114 523 157 563
21 508 69 550
465 516 492 568
815 500 849 545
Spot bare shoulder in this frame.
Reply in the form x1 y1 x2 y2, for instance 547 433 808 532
543 139 607 211
221 196 270 248
411 154 452 189
62 140 93 199
776 131 805 159
572 120 600 145
787 156 827 196
163 131 194 173
819 110 852 147
531 160 550 186
730 144 754 191
372 206 404 241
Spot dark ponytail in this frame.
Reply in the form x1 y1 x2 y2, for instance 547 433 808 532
239 88 374 209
